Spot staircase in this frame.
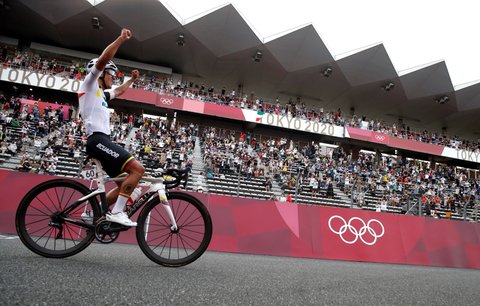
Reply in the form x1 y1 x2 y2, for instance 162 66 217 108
270 177 283 201
333 185 353 207
124 127 138 150
0 124 42 171
185 136 207 192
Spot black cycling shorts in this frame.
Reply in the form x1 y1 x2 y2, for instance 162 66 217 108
86 132 134 178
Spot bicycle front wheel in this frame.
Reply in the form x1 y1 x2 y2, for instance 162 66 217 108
136 192 212 267
16 179 101 258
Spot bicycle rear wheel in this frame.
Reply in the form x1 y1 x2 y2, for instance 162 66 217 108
136 192 212 267
16 179 101 258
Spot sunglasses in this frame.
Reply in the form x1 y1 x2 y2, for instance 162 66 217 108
105 69 118 79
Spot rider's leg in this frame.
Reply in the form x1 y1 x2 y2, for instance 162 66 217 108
106 184 120 206
111 160 145 214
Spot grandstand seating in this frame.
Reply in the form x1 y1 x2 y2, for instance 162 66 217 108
1 113 479 222
206 173 274 200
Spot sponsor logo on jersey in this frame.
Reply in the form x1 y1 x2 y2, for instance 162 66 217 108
96 143 120 158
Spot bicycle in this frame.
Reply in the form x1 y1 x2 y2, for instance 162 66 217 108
15 157 213 267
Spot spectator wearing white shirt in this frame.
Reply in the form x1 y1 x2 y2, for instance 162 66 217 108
45 145 54 156
195 172 205 193
73 148 82 163
7 142 17 155
33 137 42 152
311 177 319 196
46 162 56 175
166 149 172 163
0 141 7 154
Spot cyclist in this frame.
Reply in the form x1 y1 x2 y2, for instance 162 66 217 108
78 28 145 226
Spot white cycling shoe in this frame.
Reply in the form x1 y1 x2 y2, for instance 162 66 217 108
106 211 137 227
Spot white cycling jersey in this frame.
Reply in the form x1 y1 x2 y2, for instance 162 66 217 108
78 66 116 136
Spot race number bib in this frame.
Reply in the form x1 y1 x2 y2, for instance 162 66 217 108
81 167 97 180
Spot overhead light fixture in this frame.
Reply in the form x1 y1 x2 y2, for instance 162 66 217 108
382 81 395 91
176 34 185 46
91 17 102 30
252 51 263 62
322 67 333 78
435 95 449 104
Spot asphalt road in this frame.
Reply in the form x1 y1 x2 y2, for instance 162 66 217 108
1 235 480 305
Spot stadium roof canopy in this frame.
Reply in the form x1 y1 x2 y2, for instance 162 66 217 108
1 0 480 139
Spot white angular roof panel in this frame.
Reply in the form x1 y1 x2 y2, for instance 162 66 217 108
337 44 397 86
400 61 454 100
266 25 334 72
96 0 182 42
185 4 261 58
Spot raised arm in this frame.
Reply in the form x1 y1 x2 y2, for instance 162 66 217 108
113 69 139 98
95 28 132 72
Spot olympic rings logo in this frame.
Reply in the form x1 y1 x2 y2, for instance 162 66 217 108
160 98 174 105
374 134 386 141
328 215 385 246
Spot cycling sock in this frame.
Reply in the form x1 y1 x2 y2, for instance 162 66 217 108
111 194 129 214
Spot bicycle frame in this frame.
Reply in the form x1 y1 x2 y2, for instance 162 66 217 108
73 159 179 231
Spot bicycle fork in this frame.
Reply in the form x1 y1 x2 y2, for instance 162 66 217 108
154 184 178 231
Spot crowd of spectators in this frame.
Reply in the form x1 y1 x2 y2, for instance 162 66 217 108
0 90 83 175
199 126 480 216
0 91 137 176
163 84 477 152
328 148 478 216
2 45 479 153
0 45 92 82
125 117 197 174
132 77 478 153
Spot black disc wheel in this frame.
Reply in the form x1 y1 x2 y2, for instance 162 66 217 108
136 192 212 267
16 179 101 258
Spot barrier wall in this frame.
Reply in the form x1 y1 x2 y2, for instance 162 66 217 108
2 170 480 269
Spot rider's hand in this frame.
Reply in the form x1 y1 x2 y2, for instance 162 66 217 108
130 70 139 81
120 29 132 41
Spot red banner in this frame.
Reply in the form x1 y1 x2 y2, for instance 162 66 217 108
203 103 245 121
389 136 444 155
183 99 205 114
346 127 444 156
4 171 480 269
120 89 157 105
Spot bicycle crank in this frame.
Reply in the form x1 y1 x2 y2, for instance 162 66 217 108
94 219 121 244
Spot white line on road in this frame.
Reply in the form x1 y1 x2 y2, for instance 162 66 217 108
0 235 19 240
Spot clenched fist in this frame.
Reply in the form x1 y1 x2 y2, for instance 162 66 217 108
120 29 132 41
130 70 139 81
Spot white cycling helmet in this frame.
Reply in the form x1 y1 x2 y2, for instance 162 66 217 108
86 58 118 76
